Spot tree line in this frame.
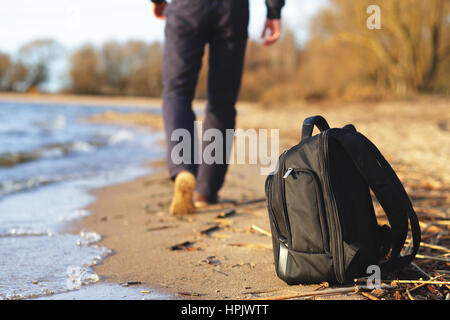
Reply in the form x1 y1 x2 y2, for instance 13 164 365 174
0 0 448 104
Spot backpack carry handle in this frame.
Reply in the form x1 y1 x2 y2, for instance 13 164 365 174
301 116 330 141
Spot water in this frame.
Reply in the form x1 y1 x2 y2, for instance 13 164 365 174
0 102 166 299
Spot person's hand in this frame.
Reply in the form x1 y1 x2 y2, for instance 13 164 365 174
152 1 168 20
261 19 281 46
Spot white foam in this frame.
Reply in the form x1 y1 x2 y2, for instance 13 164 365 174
77 231 102 246
4 228 53 237
108 129 134 145
58 209 90 223
66 266 100 290
41 148 64 158
48 115 67 130
70 141 93 153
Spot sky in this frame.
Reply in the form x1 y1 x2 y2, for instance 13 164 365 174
0 0 328 91
0 0 328 53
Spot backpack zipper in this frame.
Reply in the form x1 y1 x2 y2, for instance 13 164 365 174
320 131 345 283
283 168 294 179
266 174 288 245
279 151 293 248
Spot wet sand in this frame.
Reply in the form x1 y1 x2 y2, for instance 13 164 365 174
45 94 450 299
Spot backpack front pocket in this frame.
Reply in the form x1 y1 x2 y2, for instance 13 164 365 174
280 243 334 284
283 168 329 254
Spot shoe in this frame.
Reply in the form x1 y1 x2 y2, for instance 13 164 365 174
169 171 196 216
193 191 218 209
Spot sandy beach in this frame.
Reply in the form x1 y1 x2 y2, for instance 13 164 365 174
3 93 448 300
74 94 449 300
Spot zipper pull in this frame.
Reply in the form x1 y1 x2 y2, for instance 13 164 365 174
283 168 294 179
279 236 288 246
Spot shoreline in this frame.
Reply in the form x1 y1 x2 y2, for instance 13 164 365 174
0 92 255 110
0 92 163 109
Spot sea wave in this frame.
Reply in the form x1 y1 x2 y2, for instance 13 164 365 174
0 175 65 198
0 141 94 167
0 129 135 168
0 229 53 238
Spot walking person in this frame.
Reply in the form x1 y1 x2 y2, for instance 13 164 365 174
151 0 284 215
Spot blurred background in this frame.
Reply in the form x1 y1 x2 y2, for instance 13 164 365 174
1 0 448 105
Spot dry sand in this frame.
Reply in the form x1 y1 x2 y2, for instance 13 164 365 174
8 93 448 300
77 95 449 300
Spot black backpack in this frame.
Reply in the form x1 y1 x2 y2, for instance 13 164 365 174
265 115 421 284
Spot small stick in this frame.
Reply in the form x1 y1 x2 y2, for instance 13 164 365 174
419 221 445 233
410 262 433 280
228 243 272 249
434 220 450 226
409 274 443 292
200 225 220 235
405 241 450 253
178 291 202 297
391 280 450 286
121 281 142 287
146 225 174 232
409 192 447 200
236 198 266 206
434 270 450 274
170 241 195 251
213 269 229 277
360 292 380 300
217 209 236 219
414 254 450 262
405 288 415 300
242 288 285 295
249 286 360 300
314 282 330 291
414 207 449 219
251 224 272 237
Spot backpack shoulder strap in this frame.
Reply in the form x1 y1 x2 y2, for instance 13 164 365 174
332 129 421 271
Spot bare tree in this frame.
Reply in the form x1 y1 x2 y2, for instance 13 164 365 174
69 45 103 95
17 39 63 92
310 0 450 94
0 53 11 91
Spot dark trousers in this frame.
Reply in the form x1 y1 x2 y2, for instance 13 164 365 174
162 0 249 198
